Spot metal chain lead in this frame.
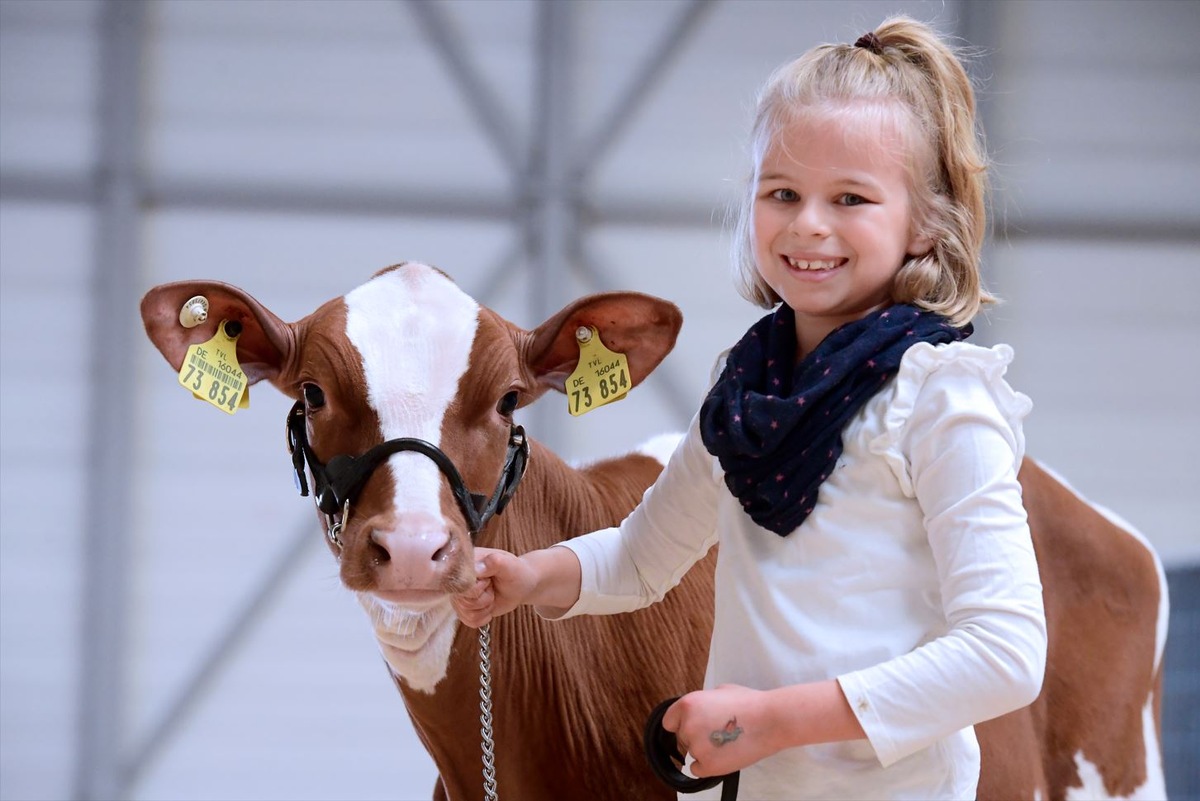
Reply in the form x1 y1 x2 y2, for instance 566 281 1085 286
479 623 498 801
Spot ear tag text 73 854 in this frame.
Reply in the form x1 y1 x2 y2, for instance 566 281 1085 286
177 319 250 415
566 326 631 417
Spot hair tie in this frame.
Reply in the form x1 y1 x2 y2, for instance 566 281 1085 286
854 32 884 55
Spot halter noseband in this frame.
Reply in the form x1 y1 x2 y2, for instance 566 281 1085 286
285 401 529 547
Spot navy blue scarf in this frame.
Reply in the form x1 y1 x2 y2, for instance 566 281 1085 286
699 304 971 536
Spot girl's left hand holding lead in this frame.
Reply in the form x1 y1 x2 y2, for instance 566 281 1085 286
662 680 868 778
662 684 777 778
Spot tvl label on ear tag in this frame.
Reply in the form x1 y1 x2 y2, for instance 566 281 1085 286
566 326 631 417
177 320 250 415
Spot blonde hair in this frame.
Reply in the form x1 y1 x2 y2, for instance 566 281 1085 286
730 16 993 327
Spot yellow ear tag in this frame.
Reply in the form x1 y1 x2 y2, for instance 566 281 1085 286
566 326 631 417
177 320 250 415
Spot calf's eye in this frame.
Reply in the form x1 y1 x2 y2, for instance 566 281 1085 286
497 390 519 417
302 383 326 409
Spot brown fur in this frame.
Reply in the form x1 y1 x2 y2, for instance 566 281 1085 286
395 444 715 801
976 459 1165 801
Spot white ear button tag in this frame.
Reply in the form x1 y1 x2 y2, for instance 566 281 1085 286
179 295 210 328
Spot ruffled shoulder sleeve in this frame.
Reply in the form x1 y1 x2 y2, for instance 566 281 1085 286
868 342 1033 497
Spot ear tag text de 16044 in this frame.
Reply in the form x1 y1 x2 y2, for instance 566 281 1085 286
566 326 630 417
177 320 250 415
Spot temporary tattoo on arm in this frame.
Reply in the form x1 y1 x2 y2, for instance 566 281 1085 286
709 717 744 746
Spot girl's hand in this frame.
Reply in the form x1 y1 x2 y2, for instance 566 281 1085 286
662 680 867 777
661 684 777 778
451 547 538 628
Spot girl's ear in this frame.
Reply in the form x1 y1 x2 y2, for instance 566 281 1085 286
907 228 935 258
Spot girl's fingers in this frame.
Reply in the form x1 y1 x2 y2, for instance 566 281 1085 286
473 548 505 578
660 694 688 733
452 592 493 628
458 579 485 602
462 591 493 611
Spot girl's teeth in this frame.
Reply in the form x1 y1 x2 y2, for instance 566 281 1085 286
786 257 839 271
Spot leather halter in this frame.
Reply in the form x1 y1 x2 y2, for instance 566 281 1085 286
285 400 529 543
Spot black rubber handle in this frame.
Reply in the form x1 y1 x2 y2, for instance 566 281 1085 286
643 696 740 798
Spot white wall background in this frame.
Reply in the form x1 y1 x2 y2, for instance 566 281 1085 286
1 1 1196 800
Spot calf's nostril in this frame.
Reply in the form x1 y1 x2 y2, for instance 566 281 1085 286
432 539 454 563
368 538 390 566
369 521 455 571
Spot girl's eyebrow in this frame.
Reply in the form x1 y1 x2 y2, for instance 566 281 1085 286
757 171 882 191
838 176 882 191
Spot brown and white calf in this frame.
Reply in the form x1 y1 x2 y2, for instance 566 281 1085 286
141 262 1168 801
142 262 715 801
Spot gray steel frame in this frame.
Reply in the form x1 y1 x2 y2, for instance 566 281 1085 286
73 3 145 799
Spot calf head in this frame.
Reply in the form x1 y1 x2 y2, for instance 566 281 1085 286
141 262 682 690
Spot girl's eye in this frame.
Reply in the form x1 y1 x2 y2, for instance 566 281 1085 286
497 390 520 417
840 193 867 206
302 383 325 409
771 188 799 202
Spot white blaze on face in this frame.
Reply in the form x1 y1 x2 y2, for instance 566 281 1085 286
342 265 480 693
344 265 480 526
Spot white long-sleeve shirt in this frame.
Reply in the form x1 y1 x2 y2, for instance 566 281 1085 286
552 342 1047 800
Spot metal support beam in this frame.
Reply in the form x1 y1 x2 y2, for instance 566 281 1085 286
955 0 1004 345
569 0 716 185
467 236 527 307
144 176 519 222
954 0 1001 146
0 170 96 204
5 170 1188 243
123 521 319 789
404 0 525 178
74 2 146 799
524 1 577 451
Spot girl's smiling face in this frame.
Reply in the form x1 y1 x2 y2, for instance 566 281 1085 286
753 108 933 358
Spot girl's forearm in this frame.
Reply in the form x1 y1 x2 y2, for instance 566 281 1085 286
523 546 583 617
761 680 867 752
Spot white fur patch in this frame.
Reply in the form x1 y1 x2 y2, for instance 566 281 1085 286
1065 694 1165 799
344 265 478 689
358 593 459 693
344 264 479 523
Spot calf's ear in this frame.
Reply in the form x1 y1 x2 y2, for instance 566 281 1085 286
140 280 295 385
527 292 682 394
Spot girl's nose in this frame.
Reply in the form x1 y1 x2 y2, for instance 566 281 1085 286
788 201 830 238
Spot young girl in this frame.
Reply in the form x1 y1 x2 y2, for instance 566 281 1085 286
454 16 1046 800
